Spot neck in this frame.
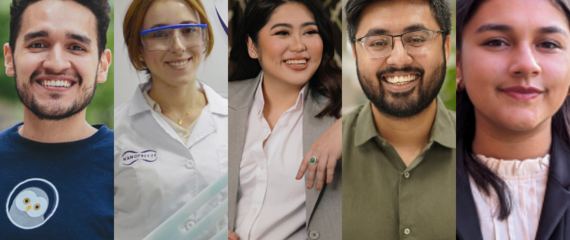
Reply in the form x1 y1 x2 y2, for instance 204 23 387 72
19 108 96 143
371 100 437 166
372 100 436 148
261 73 305 121
148 78 204 117
472 112 551 160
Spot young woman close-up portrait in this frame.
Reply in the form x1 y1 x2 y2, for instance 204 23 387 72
227 0 342 239
114 0 228 239
456 0 570 239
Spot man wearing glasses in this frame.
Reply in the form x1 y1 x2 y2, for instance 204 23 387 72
0 0 112 238
342 0 455 239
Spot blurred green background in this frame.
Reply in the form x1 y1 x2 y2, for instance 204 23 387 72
341 0 456 114
0 0 114 130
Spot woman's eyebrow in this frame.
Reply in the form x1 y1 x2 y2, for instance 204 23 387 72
476 24 512 33
271 23 292 30
537 26 567 36
149 21 198 29
270 22 316 30
302 22 317 27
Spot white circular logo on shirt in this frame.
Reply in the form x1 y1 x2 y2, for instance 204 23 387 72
5 178 59 229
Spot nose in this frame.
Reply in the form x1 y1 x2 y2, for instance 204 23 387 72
509 44 541 78
386 37 413 67
289 34 306 52
169 35 185 54
42 45 71 72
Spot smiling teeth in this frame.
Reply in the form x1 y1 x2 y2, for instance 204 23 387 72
41 80 71 88
286 59 307 65
168 60 188 67
385 75 417 85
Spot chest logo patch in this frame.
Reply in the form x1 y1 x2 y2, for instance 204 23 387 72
6 178 59 230
121 150 158 166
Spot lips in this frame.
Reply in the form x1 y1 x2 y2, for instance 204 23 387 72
39 79 73 88
284 59 307 66
283 57 309 70
166 57 192 68
383 74 419 86
499 86 544 101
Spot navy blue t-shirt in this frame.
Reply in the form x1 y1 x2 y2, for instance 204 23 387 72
0 123 113 239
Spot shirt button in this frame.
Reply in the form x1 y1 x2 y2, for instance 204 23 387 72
404 172 410 178
183 132 190 138
185 160 195 169
382 141 387 146
186 221 195 229
258 163 265 169
404 228 411 235
253 207 258 213
309 230 320 239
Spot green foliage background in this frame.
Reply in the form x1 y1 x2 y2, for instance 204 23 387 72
0 0 114 130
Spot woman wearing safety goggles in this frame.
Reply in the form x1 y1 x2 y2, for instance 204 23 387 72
114 0 228 239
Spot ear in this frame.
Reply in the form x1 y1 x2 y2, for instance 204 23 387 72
4 43 15 77
444 35 451 68
246 35 258 59
351 44 357 60
456 50 462 80
96 49 112 83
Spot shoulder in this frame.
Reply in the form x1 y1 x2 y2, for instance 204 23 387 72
343 104 366 128
228 78 257 99
228 78 255 91
445 108 456 127
0 124 19 148
200 81 228 117
114 100 131 119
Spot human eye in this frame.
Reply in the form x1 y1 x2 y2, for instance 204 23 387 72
181 27 196 34
368 37 390 47
370 41 388 47
69 44 86 51
274 30 289 36
28 42 46 49
151 30 169 38
482 39 509 48
408 35 426 43
538 41 562 50
304 29 319 35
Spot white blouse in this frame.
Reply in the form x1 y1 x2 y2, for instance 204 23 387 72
235 74 308 240
469 154 550 240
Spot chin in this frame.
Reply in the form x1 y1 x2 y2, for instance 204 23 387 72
501 113 543 132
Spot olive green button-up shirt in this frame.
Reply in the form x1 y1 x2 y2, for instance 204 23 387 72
342 97 456 240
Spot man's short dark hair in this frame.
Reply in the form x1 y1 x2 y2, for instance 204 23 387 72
9 0 111 57
346 0 452 45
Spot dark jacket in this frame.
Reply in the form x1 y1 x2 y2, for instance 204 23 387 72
457 132 570 240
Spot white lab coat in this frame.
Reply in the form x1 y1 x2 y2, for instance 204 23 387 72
114 81 228 240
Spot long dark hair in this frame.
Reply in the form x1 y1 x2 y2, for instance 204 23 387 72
457 0 570 220
229 0 341 118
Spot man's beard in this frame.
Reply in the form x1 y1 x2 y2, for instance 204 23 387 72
14 67 97 121
356 58 446 119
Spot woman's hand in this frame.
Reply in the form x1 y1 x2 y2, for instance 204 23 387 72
296 118 342 190
228 229 240 240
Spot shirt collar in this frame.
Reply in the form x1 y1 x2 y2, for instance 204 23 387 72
354 96 456 149
129 80 228 116
253 71 308 119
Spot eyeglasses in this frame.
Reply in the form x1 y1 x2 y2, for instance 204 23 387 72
355 30 445 58
139 24 207 51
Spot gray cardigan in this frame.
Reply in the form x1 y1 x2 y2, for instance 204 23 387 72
228 72 342 240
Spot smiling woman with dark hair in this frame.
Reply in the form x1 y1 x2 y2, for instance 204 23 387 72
227 0 342 239
456 0 570 239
